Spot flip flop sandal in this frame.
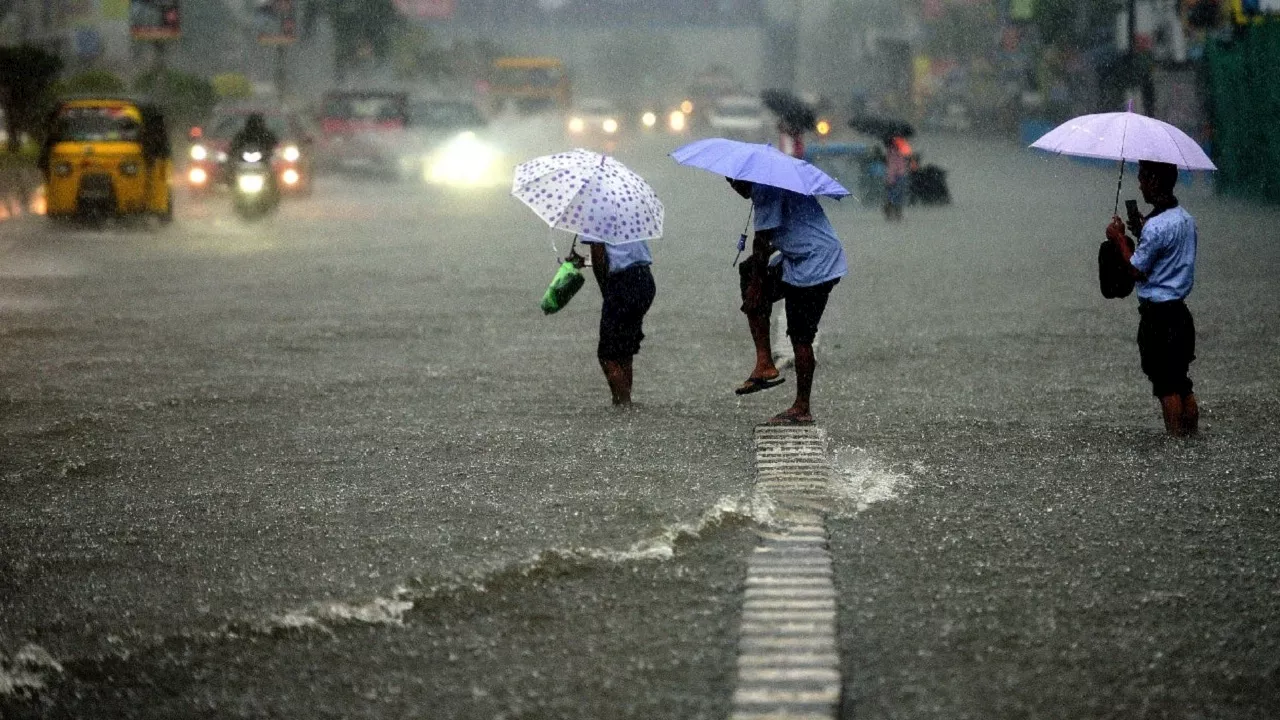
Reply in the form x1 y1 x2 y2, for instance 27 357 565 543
734 376 786 396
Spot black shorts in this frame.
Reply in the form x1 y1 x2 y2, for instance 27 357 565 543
1137 299 1195 398
598 265 655 361
738 256 838 345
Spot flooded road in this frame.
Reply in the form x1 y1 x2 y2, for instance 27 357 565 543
1 128 1277 718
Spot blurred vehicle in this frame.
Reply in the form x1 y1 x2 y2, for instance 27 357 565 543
230 146 279 220
566 98 624 139
685 68 740 129
317 90 411 179
40 95 173 223
488 56 571 114
408 98 506 188
636 97 691 135
187 105 316 196
706 95 768 142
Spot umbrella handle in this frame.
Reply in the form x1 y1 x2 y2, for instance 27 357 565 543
1113 159 1125 217
732 206 753 267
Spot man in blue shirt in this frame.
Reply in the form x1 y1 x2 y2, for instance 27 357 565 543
729 178 848 425
575 237 656 406
1106 160 1199 436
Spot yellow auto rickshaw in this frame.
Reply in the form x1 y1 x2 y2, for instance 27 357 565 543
39 96 173 223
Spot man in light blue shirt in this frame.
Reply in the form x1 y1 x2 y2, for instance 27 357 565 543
575 237 656 406
1106 160 1199 436
729 179 848 425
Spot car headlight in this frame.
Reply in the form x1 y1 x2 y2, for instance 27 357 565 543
602 118 618 134
568 117 585 134
282 145 300 163
237 173 266 194
281 168 300 186
190 144 207 161
641 112 657 128
54 161 73 177
242 151 263 163
427 131 501 186
188 167 208 185
668 111 686 132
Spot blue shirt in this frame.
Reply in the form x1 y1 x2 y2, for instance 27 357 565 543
752 185 848 287
581 238 652 274
1130 205 1196 302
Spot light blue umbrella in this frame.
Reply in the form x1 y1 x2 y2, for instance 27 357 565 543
671 137 851 199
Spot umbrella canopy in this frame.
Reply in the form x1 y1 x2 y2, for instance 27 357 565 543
512 148 664 245
761 89 817 133
848 115 915 140
670 137 851 199
1030 109 1216 171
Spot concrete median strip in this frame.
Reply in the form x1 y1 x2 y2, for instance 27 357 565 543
731 426 841 720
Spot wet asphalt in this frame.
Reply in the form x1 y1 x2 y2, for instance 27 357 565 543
1 126 1278 718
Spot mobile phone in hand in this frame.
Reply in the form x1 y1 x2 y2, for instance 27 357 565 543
1125 199 1142 228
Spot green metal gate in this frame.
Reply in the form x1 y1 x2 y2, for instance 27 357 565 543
1207 22 1280 203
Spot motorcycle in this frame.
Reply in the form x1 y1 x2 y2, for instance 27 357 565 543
231 148 279 220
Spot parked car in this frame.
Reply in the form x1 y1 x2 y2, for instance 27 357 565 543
706 95 768 143
186 104 317 196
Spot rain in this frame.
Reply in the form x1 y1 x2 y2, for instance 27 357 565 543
1 1 1278 718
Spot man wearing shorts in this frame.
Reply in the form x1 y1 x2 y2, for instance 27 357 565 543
579 237 656 406
729 178 847 425
1106 160 1200 436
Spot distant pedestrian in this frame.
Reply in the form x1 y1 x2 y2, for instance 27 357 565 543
728 178 847 425
1105 160 1200 436
883 135 911 221
575 237 656 406
777 120 805 160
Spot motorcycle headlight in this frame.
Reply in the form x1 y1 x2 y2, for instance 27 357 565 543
668 111 686 132
120 161 140 177
282 145 301 163
281 168 300 186
816 120 831 136
190 144 208 161
602 118 619 134
188 167 208 185
568 117 585 134
641 112 657 128
54 161 73 177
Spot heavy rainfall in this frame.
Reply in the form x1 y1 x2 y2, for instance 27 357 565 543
1 1 1277 718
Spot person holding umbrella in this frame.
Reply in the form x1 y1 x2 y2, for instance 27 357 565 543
1030 104 1213 436
672 138 849 425
575 236 656 406
511 149 664 407
1105 160 1200 436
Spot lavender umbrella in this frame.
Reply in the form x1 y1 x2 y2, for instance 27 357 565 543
671 137 851 199
512 148 664 246
1030 104 1216 212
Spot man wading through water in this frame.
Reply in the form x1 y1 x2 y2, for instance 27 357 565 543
1106 160 1200 436
729 178 847 426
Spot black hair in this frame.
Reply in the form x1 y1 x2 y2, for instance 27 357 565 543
1138 160 1178 193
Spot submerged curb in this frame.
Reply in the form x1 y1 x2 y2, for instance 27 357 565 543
732 426 840 720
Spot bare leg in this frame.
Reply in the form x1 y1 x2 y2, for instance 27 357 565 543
1182 392 1199 434
600 357 633 406
747 307 780 381
1159 394 1186 436
767 341 815 424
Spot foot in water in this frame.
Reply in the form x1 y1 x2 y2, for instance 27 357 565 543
764 408 814 425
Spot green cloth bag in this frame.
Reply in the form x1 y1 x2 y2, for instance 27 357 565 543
540 260 586 314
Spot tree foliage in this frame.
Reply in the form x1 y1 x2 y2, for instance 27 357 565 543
55 70 128 96
133 69 219 131
0 46 64 153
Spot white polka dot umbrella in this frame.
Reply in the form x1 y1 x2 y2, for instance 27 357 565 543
512 148 664 245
